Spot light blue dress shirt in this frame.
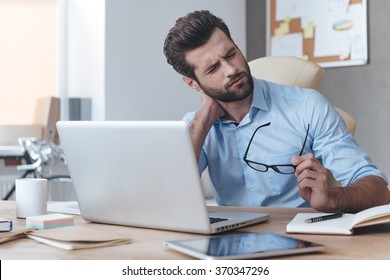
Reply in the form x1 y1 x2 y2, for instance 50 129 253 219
183 78 387 207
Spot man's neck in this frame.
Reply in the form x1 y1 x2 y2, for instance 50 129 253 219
220 93 253 123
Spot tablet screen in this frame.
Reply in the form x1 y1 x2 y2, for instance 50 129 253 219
165 231 324 260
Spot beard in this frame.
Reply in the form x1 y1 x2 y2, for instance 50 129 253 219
198 71 253 103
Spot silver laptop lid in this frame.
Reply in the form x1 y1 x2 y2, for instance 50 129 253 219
57 121 212 234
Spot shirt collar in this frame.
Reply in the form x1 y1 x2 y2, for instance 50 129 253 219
250 77 269 113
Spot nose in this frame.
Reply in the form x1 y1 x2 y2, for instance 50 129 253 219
221 60 237 77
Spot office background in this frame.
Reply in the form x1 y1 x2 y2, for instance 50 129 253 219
2 0 390 183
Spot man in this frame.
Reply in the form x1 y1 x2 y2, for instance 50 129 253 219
163 10 389 212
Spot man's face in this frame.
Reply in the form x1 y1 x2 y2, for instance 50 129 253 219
184 28 253 103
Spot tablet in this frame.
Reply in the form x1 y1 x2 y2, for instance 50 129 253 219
165 231 324 260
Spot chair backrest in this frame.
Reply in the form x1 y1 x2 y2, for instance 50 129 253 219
248 56 356 187
248 56 356 134
249 56 324 90
0 96 60 146
33 96 61 143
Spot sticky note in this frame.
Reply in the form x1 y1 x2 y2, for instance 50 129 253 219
280 22 290 34
26 213 74 230
304 26 314 39
274 27 284 38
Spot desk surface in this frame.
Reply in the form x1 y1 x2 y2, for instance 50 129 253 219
1 200 390 260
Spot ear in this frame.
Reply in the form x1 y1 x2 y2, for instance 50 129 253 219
183 76 201 92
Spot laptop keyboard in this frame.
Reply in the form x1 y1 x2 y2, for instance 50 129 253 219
209 217 229 224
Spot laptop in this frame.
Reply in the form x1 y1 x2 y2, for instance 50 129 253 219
56 121 270 234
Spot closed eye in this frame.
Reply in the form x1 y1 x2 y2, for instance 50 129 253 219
205 62 219 75
204 47 236 75
225 49 236 59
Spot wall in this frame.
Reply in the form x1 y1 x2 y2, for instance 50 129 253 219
62 0 246 121
246 0 390 179
61 0 105 120
0 0 56 124
104 0 246 121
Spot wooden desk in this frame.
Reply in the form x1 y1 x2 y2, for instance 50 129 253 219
1 200 390 259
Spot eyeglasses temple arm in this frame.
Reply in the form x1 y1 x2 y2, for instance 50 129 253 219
243 122 271 160
298 124 310 156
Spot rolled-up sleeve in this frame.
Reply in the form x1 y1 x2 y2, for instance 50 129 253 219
306 90 388 186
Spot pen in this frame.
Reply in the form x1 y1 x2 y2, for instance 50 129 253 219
305 213 343 223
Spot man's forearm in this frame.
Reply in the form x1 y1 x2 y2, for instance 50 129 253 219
189 108 218 160
326 176 390 213
188 97 225 160
189 118 211 161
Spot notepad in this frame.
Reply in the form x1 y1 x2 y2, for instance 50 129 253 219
26 225 132 250
286 204 390 235
26 213 74 230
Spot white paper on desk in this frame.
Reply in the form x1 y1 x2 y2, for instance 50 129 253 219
47 201 81 215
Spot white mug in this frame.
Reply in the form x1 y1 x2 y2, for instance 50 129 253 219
16 178 48 218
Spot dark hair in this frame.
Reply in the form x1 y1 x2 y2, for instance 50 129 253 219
163 10 232 80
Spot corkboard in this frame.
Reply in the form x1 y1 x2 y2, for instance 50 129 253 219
266 0 367 67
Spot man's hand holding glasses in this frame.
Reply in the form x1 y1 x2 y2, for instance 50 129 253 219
291 153 329 211
243 122 331 210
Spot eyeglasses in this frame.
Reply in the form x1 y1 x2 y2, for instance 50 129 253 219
243 122 310 174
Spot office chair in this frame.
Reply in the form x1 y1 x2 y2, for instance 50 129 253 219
248 56 357 187
248 56 356 134
0 96 73 200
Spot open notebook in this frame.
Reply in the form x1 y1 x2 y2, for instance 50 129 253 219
286 204 390 235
